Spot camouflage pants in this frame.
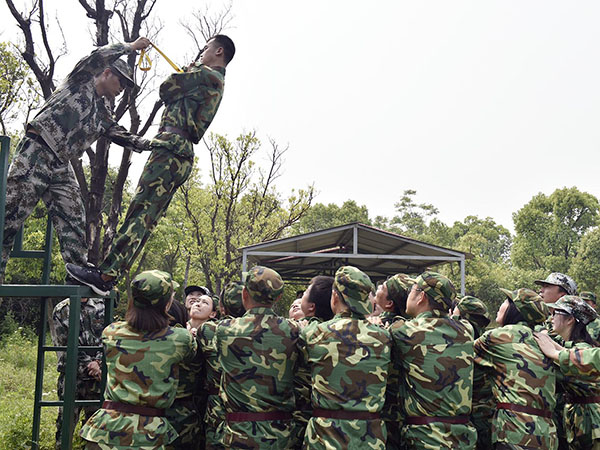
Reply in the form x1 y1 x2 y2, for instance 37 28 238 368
204 393 225 449
1 136 87 279
99 147 193 278
56 372 101 449
165 396 201 450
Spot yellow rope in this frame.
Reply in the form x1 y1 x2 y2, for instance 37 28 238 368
138 42 182 73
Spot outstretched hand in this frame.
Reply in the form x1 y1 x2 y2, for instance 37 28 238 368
533 331 564 362
131 37 151 51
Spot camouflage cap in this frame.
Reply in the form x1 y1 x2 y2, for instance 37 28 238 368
500 288 549 326
131 270 178 307
456 296 491 329
221 281 245 317
384 273 412 307
109 58 135 88
245 266 284 304
534 272 577 296
580 291 597 305
413 271 457 310
334 266 374 317
547 295 599 325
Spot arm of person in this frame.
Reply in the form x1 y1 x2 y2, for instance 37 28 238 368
104 122 152 153
68 37 150 81
535 331 600 380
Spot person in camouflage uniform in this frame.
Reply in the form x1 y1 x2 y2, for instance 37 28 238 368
474 288 557 450
390 271 476 450
581 291 600 343
545 296 600 449
1 38 151 281
214 266 299 449
451 296 492 450
298 266 390 450
371 273 412 450
67 35 235 296
197 281 245 450
292 275 334 449
80 270 196 449
53 297 105 449
535 332 600 378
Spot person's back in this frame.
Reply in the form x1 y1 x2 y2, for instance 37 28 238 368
215 266 299 449
474 288 557 450
390 271 476 449
300 266 390 449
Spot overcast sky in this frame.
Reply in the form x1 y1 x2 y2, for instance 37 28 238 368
3 1 600 233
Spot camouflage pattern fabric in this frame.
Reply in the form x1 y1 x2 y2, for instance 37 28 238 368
99 147 193 277
384 273 412 318
131 269 179 306
215 306 299 449
30 43 150 163
580 291 597 305
391 311 476 449
1 138 87 279
474 323 558 449
534 273 577 296
79 321 197 447
292 316 323 449
221 281 245 317
198 320 225 449
333 265 374 317
558 347 600 378
379 310 398 327
547 295 599 325
299 310 391 450
556 341 600 449
588 318 600 343
384 317 407 450
165 397 201 450
500 288 549 326
151 64 225 159
245 265 284 304
411 271 457 310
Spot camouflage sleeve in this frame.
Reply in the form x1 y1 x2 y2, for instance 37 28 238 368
558 347 600 380
53 302 69 371
67 43 134 81
105 122 152 153
473 330 496 371
159 66 212 103
180 328 199 363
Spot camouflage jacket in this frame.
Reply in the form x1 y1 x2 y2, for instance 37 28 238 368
80 321 197 447
53 297 105 379
474 323 557 449
587 317 600 343
293 316 323 424
298 311 390 449
557 341 600 444
215 306 299 449
151 64 225 159
30 43 150 164
558 346 600 378
391 311 476 449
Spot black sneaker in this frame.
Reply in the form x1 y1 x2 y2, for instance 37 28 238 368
66 263 114 296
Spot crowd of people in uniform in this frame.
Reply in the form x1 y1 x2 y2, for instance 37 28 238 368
55 265 600 450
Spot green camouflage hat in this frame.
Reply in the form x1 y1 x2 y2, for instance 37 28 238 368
384 273 412 308
245 266 284 304
221 281 246 317
334 266 374 317
547 295 599 325
413 271 457 310
456 296 491 329
500 288 548 326
131 270 178 307
110 58 135 88
580 291 597 305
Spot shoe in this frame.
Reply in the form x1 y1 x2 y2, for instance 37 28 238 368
64 273 79 285
66 263 114 296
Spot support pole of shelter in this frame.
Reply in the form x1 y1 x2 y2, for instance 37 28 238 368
460 254 466 296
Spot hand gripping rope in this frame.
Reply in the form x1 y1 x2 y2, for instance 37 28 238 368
138 42 182 73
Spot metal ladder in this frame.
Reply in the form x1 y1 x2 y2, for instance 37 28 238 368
0 135 115 450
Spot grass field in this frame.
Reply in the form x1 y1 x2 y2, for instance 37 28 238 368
0 328 86 449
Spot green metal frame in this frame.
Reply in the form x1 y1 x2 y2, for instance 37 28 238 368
0 135 114 450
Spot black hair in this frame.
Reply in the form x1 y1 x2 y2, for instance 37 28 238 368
571 320 597 346
168 300 188 327
126 296 171 332
212 34 235 64
502 300 526 326
308 276 334 321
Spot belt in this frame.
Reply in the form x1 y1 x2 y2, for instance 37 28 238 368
312 408 380 420
405 415 469 425
102 400 165 417
568 395 600 404
159 125 191 141
226 411 293 422
25 131 50 148
496 403 552 418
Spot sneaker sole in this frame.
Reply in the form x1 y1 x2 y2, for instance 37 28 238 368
65 266 111 297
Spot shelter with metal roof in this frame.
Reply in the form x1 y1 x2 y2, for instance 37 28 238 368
240 222 471 294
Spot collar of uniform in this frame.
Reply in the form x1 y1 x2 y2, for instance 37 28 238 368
414 310 447 320
244 306 274 315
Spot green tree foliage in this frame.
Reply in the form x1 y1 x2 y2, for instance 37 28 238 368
291 200 370 234
512 187 599 273
571 228 600 293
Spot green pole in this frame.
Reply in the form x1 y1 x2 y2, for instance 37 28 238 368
0 136 10 263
